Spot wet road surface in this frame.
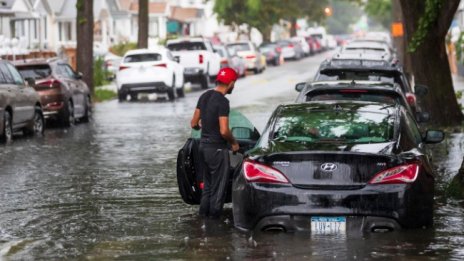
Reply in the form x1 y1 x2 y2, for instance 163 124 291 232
1 53 464 260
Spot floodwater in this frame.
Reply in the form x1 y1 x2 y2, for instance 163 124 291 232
1 57 464 260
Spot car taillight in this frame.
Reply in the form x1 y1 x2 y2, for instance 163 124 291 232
119 65 129 71
243 160 289 184
199 54 204 64
369 164 420 184
246 55 256 59
38 79 61 89
288 44 294 48
155 63 167 68
276 47 282 53
406 93 416 106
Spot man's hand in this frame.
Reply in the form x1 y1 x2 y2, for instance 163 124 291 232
191 109 201 129
231 142 240 153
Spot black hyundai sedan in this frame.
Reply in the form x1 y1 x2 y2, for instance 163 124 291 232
232 101 444 233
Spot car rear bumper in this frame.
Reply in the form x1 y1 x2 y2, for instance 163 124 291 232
184 67 206 83
232 177 433 232
119 82 171 94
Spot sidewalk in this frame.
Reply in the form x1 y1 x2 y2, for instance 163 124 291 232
96 82 118 93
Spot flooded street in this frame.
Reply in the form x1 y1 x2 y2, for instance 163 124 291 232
1 54 464 260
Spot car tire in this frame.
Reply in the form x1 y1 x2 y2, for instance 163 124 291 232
176 88 185 98
1 111 13 143
24 108 44 136
81 96 92 123
60 100 75 127
253 68 259 74
200 74 210 89
118 91 126 102
130 93 138 101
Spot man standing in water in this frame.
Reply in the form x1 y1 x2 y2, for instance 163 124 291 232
190 68 240 218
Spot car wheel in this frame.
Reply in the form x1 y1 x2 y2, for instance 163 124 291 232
1 111 13 143
167 75 176 101
200 74 210 89
81 96 92 123
60 100 75 127
130 93 138 101
176 88 185 98
118 91 126 102
24 108 44 136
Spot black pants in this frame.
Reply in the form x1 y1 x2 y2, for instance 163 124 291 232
198 143 230 218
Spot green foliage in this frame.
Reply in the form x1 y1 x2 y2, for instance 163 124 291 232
93 57 110 88
94 89 117 102
456 32 464 64
110 42 137 57
408 0 443 52
326 0 363 34
457 91 463 100
363 0 392 30
213 0 329 40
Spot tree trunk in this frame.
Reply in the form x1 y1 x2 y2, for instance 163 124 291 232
448 157 464 199
76 0 94 95
400 0 463 126
138 0 149 49
260 25 273 42
290 17 297 37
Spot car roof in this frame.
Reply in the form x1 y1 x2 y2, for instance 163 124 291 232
333 52 391 61
320 55 401 72
278 101 398 115
307 80 398 89
166 37 206 44
124 48 167 56
12 57 63 66
345 41 389 49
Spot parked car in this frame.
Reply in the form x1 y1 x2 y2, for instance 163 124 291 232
233 101 443 232
314 52 427 113
276 40 304 60
104 52 122 79
1 60 44 143
305 36 321 54
294 80 430 122
259 42 283 66
166 38 221 89
291 36 311 56
116 48 185 101
226 41 265 74
15 59 91 127
213 45 246 77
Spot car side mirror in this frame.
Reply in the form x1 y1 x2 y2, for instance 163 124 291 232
25 77 35 87
173 57 180 63
415 84 429 97
423 130 445 144
295 82 306 92
75 72 83 79
232 127 253 140
416 111 430 123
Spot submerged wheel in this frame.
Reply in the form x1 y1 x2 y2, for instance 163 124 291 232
1 111 13 143
24 108 44 136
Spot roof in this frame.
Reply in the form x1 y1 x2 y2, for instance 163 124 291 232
303 81 402 95
170 6 203 23
166 37 207 44
130 1 167 15
123 48 168 56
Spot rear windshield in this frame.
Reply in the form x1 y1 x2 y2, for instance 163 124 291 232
123 53 162 63
16 65 52 80
306 91 398 104
227 43 251 52
317 70 396 84
167 42 206 51
345 47 386 52
272 109 394 144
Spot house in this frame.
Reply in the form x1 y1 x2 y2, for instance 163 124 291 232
129 0 169 42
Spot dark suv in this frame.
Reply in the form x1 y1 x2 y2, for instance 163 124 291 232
15 59 91 127
0 60 44 143
314 52 429 113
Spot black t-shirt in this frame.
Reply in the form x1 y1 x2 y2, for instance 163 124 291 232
196 90 230 144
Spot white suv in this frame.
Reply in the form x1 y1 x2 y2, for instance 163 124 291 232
116 48 185 101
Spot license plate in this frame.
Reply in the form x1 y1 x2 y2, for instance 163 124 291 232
311 216 346 234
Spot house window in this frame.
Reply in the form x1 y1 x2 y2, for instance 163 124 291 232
58 21 74 42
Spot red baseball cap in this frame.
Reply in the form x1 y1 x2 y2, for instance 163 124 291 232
216 67 238 85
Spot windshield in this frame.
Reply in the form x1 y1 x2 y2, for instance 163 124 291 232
317 70 399 85
17 65 52 80
227 43 251 53
167 42 206 51
123 53 162 63
272 109 394 144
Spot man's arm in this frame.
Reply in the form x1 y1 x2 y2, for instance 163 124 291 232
191 108 201 130
219 116 239 152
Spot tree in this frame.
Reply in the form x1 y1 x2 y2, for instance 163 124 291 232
399 0 463 126
326 0 362 35
363 0 392 30
76 0 94 94
138 0 149 48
